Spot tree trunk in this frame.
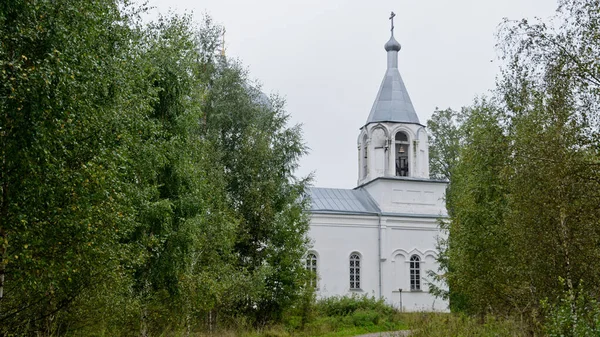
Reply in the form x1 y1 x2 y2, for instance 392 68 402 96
0 154 8 301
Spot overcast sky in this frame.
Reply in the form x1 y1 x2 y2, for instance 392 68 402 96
148 0 558 189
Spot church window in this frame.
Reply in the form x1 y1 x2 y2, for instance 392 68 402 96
349 253 361 289
395 132 409 177
410 255 421 291
362 135 368 178
306 253 318 288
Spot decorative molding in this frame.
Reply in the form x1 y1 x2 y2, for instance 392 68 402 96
389 226 439 232
310 223 380 229
370 123 390 138
390 124 416 141
389 248 438 260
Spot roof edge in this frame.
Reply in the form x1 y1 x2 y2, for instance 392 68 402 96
310 210 380 216
360 121 426 130
310 209 448 219
355 176 448 189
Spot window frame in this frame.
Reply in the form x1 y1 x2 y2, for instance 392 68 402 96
362 135 368 179
409 254 421 291
349 253 361 290
305 252 318 288
394 131 410 177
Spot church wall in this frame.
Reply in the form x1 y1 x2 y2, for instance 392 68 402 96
308 213 381 298
362 178 447 215
383 218 447 311
308 212 449 312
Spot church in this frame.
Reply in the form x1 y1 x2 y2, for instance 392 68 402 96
306 14 448 312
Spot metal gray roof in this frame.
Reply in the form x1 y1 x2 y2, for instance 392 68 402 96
365 36 421 126
308 187 380 215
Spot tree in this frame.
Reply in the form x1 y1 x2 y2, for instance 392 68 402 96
123 15 245 335
202 54 311 324
1 3 311 334
124 14 311 332
427 108 463 181
0 0 154 334
497 0 600 318
442 100 514 315
438 0 600 325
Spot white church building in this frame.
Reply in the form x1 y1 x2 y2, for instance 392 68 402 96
306 16 448 312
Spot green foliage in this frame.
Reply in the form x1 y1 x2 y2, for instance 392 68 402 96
0 1 310 335
407 313 528 337
0 0 153 334
315 294 394 318
430 0 600 330
179 296 408 337
202 52 311 325
281 295 406 337
443 99 514 314
542 281 600 337
427 107 463 181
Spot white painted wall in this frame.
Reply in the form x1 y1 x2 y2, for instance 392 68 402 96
308 211 449 312
362 178 447 216
308 214 381 297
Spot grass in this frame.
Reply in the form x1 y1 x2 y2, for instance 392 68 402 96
213 312 527 337
405 312 528 337
208 323 407 337
237 312 527 337
193 295 409 337
166 296 530 337
235 324 406 337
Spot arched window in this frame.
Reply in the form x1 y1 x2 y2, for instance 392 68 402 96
349 253 361 289
395 132 409 177
410 255 421 291
362 135 368 178
306 253 318 288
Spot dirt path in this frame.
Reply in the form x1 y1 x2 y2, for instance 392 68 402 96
353 331 410 337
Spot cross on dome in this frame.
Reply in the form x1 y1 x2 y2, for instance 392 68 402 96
384 11 401 52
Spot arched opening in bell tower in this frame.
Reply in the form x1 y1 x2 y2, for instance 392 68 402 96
362 134 368 179
395 132 409 177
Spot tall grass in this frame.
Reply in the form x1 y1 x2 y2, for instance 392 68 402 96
107 296 537 337
406 312 528 337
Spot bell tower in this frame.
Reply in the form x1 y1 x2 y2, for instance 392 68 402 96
357 12 430 186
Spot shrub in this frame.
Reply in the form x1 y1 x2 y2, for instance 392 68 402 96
316 294 394 318
542 283 600 337
279 294 405 336
351 309 380 327
282 315 302 331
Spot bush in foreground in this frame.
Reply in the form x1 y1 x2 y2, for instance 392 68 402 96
276 294 405 337
542 283 600 337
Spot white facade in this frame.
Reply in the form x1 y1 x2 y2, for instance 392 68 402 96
308 178 447 312
307 23 448 312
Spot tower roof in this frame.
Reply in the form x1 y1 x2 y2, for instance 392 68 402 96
364 13 421 127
